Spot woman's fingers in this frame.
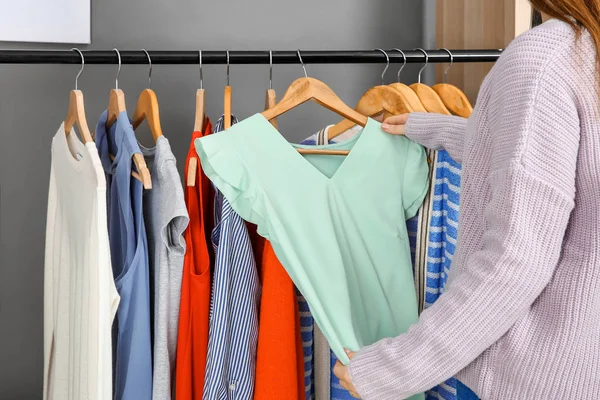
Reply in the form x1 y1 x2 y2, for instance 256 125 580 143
381 113 410 135
333 360 348 381
383 114 410 125
381 123 406 135
333 351 361 398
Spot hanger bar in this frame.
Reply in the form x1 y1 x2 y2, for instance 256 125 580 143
0 49 502 65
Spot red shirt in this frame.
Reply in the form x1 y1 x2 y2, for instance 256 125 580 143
175 119 213 400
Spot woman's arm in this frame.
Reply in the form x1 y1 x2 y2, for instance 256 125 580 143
348 38 580 399
382 113 468 163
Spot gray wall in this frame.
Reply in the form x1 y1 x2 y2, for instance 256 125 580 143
0 1 430 398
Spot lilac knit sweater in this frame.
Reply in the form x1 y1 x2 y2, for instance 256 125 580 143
348 19 600 399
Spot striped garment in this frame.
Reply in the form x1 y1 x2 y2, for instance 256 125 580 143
421 149 461 400
300 126 462 400
298 291 315 400
202 115 262 400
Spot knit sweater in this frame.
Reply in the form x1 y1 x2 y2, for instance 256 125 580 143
348 19 600 399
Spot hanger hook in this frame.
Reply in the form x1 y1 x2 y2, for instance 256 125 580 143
269 50 273 90
226 50 230 86
373 48 389 85
71 48 84 91
198 50 203 90
297 50 308 78
414 48 428 84
391 48 407 83
141 49 152 89
113 48 121 90
440 48 453 83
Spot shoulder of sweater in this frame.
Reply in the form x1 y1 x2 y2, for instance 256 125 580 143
480 20 583 110
507 19 576 57
497 20 577 82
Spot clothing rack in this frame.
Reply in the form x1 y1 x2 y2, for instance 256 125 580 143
0 49 502 64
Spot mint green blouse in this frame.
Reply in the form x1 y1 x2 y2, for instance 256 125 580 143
195 114 429 367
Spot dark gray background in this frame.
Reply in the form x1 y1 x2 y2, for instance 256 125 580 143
0 1 435 398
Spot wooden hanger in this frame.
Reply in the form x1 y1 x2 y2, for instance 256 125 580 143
431 49 473 118
262 77 367 155
261 51 367 156
64 49 93 143
131 50 163 141
224 86 232 129
410 83 452 115
106 88 126 129
389 83 427 112
65 90 94 143
388 48 427 113
187 89 203 186
265 89 277 126
223 50 232 129
194 89 205 132
106 49 152 189
328 86 413 139
189 51 205 187
132 89 163 140
410 49 452 115
328 49 413 139
432 84 472 117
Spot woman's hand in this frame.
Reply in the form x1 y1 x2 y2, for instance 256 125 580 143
333 349 361 398
381 114 410 135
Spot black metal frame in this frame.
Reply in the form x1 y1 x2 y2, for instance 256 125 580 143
0 49 502 64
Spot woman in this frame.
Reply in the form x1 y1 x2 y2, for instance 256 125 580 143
334 1 600 399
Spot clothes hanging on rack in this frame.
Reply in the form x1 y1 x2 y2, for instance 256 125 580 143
175 118 213 400
95 110 152 400
33 47 511 400
202 115 261 400
140 136 189 400
44 125 119 400
195 115 428 387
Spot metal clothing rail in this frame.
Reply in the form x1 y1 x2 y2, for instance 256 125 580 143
0 49 502 65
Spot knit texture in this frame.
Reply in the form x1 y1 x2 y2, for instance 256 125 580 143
348 19 600 399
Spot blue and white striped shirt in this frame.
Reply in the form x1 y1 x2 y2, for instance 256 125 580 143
202 115 261 400
422 149 461 400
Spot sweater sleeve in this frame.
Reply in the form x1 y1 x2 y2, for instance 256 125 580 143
404 112 468 163
347 39 579 400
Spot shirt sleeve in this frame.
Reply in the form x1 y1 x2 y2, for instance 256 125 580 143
401 140 429 220
404 112 468 164
347 38 579 400
195 124 277 241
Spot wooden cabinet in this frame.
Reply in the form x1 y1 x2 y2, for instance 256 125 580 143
436 0 533 102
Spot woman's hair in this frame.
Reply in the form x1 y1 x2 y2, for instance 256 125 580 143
529 0 600 69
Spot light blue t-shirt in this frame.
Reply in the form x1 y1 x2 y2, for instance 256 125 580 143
96 110 152 400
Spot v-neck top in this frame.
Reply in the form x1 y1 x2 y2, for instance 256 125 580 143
195 113 429 365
